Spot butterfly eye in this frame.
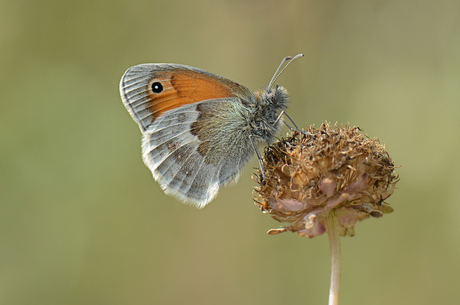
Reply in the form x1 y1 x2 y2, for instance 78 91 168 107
151 82 163 93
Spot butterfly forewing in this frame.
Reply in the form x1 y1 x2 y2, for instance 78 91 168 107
120 64 252 132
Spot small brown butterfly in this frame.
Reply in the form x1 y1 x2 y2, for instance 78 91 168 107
120 54 303 208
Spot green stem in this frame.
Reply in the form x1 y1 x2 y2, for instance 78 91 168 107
326 211 341 305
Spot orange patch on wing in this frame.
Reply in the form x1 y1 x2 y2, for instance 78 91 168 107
146 72 236 120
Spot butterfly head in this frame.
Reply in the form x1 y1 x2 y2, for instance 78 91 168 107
250 85 289 144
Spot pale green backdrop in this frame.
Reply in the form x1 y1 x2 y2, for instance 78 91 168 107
1 0 459 304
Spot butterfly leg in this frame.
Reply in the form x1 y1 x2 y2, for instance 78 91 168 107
249 135 266 181
274 111 309 135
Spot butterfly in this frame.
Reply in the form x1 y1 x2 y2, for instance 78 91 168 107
119 54 303 208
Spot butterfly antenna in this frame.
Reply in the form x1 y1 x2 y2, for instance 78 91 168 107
268 53 304 89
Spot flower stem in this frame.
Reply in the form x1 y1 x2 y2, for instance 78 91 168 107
326 211 341 305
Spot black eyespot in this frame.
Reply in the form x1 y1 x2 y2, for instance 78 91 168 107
151 82 163 93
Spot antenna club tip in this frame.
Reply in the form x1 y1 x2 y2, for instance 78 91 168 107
268 53 304 88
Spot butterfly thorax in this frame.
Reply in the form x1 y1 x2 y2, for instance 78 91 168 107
249 86 289 144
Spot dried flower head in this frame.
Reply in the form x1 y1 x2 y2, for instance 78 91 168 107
253 122 398 237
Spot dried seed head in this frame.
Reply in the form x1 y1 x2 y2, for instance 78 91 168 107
253 122 398 237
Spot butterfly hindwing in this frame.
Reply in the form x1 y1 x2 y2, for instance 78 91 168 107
141 100 254 208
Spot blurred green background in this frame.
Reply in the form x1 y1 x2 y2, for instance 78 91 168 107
1 0 459 304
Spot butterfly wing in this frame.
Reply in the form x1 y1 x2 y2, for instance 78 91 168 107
120 64 256 207
120 63 253 131
141 99 255 207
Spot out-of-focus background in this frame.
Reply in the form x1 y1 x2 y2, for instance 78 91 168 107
1 0 459 304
